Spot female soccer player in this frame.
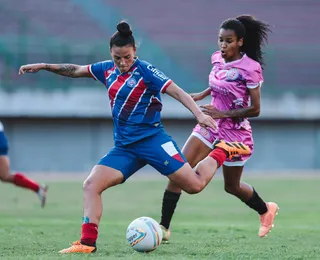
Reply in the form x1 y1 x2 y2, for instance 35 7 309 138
159 15 278 240
19 21 250 253
0 121 47 207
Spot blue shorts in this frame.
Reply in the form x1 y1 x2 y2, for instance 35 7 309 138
97 130 187 181
0 131 9 156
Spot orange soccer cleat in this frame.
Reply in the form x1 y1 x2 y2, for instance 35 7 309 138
213 140 251 159
259 202 279 237
59 240 96 254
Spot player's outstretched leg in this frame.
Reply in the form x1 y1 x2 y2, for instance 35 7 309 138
162 139 251 241
168 139 251 194
0 156 48 207
12 172 48 207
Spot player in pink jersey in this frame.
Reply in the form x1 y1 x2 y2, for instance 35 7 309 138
159 15 278 239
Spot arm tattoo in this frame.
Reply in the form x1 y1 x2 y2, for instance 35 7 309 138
44 64 77 77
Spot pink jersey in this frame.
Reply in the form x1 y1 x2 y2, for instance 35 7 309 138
209 51 263 130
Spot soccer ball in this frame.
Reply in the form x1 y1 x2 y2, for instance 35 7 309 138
126 216 163 253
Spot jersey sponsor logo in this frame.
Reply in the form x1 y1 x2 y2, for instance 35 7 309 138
147 64 168 81
226 68 239 81
233 98 244 106
211 84 230 95
127 78 137 88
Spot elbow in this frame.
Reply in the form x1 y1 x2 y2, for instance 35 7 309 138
71 72 80 78
252 108 260 117
248 106 260 117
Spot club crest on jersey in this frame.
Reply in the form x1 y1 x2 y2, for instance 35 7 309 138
127 78 137 88
226 68 239 81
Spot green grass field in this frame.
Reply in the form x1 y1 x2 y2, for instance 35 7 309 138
0 174 319 260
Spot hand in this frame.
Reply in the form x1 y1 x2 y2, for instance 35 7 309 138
200 104 225 119
190 92 205 101
196 112 218 130
19 63 45 74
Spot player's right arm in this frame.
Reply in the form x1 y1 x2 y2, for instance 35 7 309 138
18 63 91 78
190 88 211 101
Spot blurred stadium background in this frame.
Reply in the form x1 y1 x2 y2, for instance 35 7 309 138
0 0 320 173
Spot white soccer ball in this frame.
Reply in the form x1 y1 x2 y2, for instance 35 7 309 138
126 216 163 253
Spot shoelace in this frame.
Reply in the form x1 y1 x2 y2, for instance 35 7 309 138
71 240 81 246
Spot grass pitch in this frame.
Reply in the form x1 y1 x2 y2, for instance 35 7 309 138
0 173 319 259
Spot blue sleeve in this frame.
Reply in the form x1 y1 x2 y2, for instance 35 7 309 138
142 62 172 93
88 60 114 84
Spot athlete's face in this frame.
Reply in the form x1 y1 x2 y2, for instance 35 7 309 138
110 45 136 73
218 28 243 62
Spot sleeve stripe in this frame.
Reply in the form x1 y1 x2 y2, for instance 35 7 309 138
87 65 97 81
161 79 173 93
247 80 263 89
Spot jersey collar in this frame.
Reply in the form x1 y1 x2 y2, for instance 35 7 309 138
115 57 139 75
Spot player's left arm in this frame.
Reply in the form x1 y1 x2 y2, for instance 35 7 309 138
224 86 261 118
165 82 217 130
200 86 261 119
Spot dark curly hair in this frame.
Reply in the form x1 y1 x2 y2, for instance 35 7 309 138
220 15 271 67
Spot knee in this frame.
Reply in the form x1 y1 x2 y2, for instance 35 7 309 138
0 174 7 182
224 183 240 195
167 181 182 194
0 169 10 183
83 178 100 194
0 173 12 183
184 182 203 194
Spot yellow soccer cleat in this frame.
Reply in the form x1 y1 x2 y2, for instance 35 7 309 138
59 240 96 254
160 225 171 242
